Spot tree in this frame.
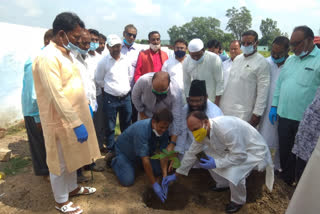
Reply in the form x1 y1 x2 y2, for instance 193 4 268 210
226 7 252 40
259 18 282 48
167 17 234 49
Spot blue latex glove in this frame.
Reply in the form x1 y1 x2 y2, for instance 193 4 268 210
73 124 88 143
152 182 166 203
269 106 277 125
89 104 94 118
199 155 216 169
162 174 177 196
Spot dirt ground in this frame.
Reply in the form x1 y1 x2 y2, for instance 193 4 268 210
0 128 295 214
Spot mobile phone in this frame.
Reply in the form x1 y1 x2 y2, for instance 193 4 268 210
195 151 209 161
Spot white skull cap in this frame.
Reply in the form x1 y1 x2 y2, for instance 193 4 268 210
188 38 204 52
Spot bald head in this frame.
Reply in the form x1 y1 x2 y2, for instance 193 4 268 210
152 72 170 92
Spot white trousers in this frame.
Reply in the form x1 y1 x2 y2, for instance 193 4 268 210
49 141 78 203
209 170 246 205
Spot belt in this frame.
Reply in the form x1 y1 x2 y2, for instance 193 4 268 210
104 91 130 100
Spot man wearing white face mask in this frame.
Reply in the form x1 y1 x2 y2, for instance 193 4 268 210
134 31 168 82
269 26 320 186
162 111 274 213
183 38 224 105
220 30 271 128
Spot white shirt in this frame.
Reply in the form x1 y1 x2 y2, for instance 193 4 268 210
95 54 131 97
175 100 223 154
220 52 271 122
162 57 185 90
121 42 142 87
222 58 233 89
176 116 274 190
71 50 97 111
183 51 224 102
259 57 282 149
87 53 104 96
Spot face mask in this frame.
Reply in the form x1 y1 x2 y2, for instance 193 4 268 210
89 42 99 51
192 54 205 64
152 129 162 137
63 32 78 52
124 39 133 46
192 124 207 143
150 43 161 52
175 50 186 58
271 56 285 64
299 51 309 58
240 45 255 55
77 47 89 55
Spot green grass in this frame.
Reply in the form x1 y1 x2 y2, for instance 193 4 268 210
1 157 31 176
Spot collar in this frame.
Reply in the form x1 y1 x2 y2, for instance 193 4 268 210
307 45 319 57
122 41 137 50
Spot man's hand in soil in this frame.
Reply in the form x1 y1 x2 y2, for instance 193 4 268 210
153 182 166 203
162 174 177 196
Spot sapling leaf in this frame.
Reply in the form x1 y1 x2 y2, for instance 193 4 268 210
162 149 170 155
151 154 161 159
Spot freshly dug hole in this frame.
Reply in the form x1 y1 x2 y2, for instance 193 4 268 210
142 183 191 210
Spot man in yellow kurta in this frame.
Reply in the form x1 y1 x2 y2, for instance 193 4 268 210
32 12 100 214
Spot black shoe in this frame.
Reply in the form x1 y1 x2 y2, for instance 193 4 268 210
211 186 230 192
225 202 243 213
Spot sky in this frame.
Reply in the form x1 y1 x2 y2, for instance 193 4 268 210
1 0 320 40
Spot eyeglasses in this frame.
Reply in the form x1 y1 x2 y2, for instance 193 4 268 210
240 41 256 46
126 32 136 38
290 39 305 48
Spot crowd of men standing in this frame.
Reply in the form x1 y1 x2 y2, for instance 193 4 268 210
21 11 320 214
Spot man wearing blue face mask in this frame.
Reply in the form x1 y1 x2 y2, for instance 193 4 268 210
220 30 271 128
269 26 320 186
183 38 224 105
162 38 188 96
258 36 289 173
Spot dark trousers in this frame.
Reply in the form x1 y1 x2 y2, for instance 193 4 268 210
94 94 106 149
277 116 300 184
24 116 49 176
103 92 132 151
295 157 307 183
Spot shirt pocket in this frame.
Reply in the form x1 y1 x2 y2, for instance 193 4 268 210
239 65 256 83
296 67 317 87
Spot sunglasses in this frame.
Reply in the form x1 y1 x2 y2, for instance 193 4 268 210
126 32 136 38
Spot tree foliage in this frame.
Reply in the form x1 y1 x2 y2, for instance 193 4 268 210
167 17 234 50
226 7 252 40
259 18 282 48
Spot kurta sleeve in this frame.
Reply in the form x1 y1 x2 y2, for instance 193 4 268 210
169 85 183 136
183 57 191 98
175 106 188 154
134 52 143 82
176 140 204 176
35 56 82 128
95 57 107 89
271 67 285 107
131 78 145 112
162 60 168 72
214 129 248 169
253 60 271 116
213 56 224 96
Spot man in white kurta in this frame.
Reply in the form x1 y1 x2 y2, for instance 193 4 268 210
183 38 224 104
175 80 223 156
162 112 274 213
222 40 242 89
162 39 188 92
220 30 270 127
258 36 290 170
